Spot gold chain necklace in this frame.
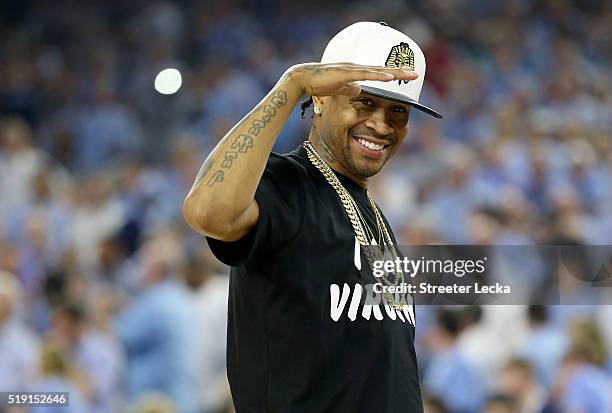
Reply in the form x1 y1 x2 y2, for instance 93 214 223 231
303 141 407 309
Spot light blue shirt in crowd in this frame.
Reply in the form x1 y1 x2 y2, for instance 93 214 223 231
114 278 199 413
562 364 612 413
423 346 487 413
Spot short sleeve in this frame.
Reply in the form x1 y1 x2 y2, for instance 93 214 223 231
206 154 305 266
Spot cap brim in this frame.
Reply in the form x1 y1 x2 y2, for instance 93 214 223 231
360 85 443 119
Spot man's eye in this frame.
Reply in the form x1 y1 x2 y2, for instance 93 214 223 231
392 107 406 113
356 98 373 106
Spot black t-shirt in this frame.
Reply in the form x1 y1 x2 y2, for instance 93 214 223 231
207 145 422 413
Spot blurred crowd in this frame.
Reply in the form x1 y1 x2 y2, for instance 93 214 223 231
0 0 611 412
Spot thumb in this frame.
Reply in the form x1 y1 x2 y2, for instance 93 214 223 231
337 82 362 97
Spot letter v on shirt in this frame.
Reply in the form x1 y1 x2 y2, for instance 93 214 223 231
330 283 415 326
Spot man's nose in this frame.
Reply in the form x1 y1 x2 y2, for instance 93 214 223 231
364 109 393 137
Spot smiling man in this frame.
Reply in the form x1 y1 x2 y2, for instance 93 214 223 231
183 21 442 413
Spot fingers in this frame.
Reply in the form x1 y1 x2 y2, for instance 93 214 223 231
336 82 362 97
340 62 419 76
302 63 420 97
384 68 419 82
354 71 395 81
345 67 419 83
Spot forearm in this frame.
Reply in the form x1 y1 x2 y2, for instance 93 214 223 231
183 71 303 237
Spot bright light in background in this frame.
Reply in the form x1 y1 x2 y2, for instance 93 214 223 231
154 68 182 94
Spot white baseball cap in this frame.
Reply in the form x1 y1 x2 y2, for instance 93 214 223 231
321 21 442 118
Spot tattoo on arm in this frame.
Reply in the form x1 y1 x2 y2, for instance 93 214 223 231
221 151 238 168
231 134 254 153
206 170 225 187
193 157 215 185
205 89 288 188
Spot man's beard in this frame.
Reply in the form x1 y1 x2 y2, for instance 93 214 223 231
317 130 385 179
341 138 384 178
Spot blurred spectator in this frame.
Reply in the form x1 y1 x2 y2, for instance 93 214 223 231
126 392 177 413
27 338 89 413
114 230 199 413
595 306 612 369
70 174 127 271
49 302 124 413
426 145 478 243
13 208 57 296
6 166 72 253
566 318 609 368
73 79 144 170
497 358 550 413
116 159 176 235
0 117 46 222
555 344 612 413
185 248 232 413
482 394 519 413
94 234 140 297
451 305 526 386
423 395 449 413
518 305 568 388
0 271 39 392
423 308 487 413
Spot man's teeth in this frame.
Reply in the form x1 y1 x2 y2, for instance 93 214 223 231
358 138 384 151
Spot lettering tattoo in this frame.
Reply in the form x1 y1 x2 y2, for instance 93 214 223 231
271 91 288 107
221 151 238 168
231 134 253 153
248 119 266 136
205 89 288 187
193 157 215 186
206 170 224 187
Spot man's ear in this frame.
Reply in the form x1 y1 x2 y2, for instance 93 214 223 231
312 96 327 108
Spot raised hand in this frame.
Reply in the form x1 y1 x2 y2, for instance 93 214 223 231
288 62 419 97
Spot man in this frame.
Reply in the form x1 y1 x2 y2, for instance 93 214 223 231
184 22 442 413
555 344 612 413
0 270 39 393
497 358 549 413
114 231 199 413
423 308 486 413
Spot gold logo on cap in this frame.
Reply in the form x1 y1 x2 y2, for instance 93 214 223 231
385 42 414 84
